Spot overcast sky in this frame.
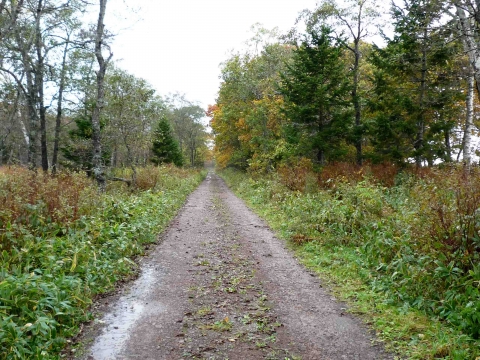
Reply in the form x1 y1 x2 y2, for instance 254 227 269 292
105 0 318 109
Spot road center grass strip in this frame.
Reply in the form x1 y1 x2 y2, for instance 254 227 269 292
0 166 205 359
220 168 480 360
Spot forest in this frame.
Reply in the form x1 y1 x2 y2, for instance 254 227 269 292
1 0 480 358
0 0 209 176
209 0 480 358
210 0 480 169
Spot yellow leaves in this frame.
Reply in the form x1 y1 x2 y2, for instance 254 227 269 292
212 94 287 169
235 118 248 130
215 146 233 169
252 96 286 135
238 134 252 142
70 252 77 272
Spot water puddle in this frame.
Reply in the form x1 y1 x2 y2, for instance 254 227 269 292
89 266 161 359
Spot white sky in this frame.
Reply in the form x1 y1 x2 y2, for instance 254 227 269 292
105 0 318 110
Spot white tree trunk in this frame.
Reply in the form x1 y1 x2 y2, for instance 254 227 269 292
91 0 112 190
20 118 29 146
454 1 477 164
455 2 480 97
463 70 474 165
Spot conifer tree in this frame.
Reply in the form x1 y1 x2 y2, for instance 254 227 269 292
368 0 462 166
151 117 183 166
280 26 351 164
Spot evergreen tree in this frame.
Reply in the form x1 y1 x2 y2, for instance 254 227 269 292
279 26 352 164
151 117 183 166
368 0 462 166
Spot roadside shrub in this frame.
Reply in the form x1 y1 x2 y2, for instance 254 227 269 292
317 162 363 188
277 157 314 192
0 166 204 359
221 166 480 356
318 161 399 188
412 167 480 262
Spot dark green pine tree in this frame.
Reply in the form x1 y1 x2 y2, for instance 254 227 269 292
279 26 352 164
151 117 184 166
367 0 462 166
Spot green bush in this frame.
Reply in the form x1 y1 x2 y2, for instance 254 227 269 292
0 166 204 359
221 167 480 359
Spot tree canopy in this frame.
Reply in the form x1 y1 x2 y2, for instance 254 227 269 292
209 0 480 170
151 116 184 166
0 1 208 176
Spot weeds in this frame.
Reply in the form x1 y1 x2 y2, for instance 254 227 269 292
0 166 204 359
221 165 480 359
206 317 232 332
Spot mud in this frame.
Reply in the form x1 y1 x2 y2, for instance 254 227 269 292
79 172 393 360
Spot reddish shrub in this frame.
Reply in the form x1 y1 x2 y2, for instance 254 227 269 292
277 157 313 192
0 166 95 227
318 162 363 188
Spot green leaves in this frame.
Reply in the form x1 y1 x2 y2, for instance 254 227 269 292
151 116 184 166
0 167 205 358
279 26 352 164
212 40 293 171
221 168 480 357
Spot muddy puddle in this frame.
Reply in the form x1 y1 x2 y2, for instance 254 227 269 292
89 266 164 359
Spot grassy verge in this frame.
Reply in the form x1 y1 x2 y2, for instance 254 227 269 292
220 168 480 360
0 166 205 359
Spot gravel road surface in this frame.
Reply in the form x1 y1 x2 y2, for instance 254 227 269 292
82 172 392 360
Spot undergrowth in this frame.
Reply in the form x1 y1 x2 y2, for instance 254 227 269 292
220 165 480 359
0 165 204 359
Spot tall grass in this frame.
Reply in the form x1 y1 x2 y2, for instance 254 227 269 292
221 164 480 359
0 166 204 359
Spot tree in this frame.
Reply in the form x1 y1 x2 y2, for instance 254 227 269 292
52 14 83 174
103 67 165 182
0 82 23 165
61 108 110 174
210 32 293 171
151 117 183 166
368 0 463 166
0 0 188 176
453 0 480 99
166 94 208 167
0 0 85 171
451 1 478 164
279 26 352 164
301 0 381 165
91 0 112 190
0 0 25 45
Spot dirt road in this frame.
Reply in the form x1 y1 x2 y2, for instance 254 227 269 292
82 173 392 360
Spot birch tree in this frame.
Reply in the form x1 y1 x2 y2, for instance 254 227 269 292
454 1 480 95
91 0 112 190
452 1 478 164
0 0 25 44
